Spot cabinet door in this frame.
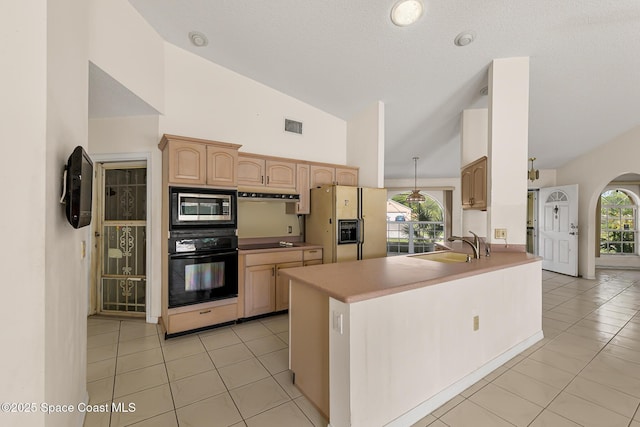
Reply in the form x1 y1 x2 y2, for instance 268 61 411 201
461 167 473 209
168 141 206 185
206 146 238 187
295 164 310 214
461 156 487 210
266 160 296 189
238 156 266 186
275 261 303 311
471 159 487 209
335 167 358 186
244 265 276 317
310 165 335 187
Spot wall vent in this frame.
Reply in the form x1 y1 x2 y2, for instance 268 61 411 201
284 118 303 135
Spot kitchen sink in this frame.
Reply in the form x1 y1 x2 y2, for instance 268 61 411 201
409 252 470 263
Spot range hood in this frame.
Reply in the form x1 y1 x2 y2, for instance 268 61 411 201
238 191 300 202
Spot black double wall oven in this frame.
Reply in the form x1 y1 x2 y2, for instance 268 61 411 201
168 187 238 308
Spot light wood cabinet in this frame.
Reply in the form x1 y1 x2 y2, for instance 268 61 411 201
266 160 296 189
163 299 238 335
303 248 323 266
275 261 304 311
335 167 359 186
288 164 311 214
159 134 241 188
461 156 487 210
310 164 359 187
206 145 238 187
238 155 296 190
238 155 265 186
166 139 207 185
244 264 277 317
241 248 322 317
310 165 335 187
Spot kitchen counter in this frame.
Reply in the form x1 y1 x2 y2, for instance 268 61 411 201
285 249 543 426
282 249 540 303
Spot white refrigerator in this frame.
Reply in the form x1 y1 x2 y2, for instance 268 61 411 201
305 185 387 263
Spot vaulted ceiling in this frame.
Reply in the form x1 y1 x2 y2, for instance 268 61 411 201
123 0 640 180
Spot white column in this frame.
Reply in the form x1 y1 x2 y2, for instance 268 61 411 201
488 57 530 247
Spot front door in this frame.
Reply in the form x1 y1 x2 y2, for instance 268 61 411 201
93 162 147 316
538 184 579 276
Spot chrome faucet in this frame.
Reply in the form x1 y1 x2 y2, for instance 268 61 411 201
448 233 480 259
469 231 491 257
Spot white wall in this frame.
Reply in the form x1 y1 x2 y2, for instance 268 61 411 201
557 125 640 278
88 0 165 113
1 1 89 426
160 44 347 164
488 58 529 247
89 116 162 320
0 1 47 425
527 169 557 189
0 0 97 425
45 2 91 426
347 101 385 188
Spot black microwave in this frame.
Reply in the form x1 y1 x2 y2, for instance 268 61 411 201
170 187 237 229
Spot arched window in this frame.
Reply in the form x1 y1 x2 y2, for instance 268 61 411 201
600 189 637 255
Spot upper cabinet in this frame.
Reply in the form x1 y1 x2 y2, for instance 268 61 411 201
206 145 238 187
160 134 359 194
461 156 487 210
335 167 359 186
160 134 241 188
238 155 296 190
310 165 358 188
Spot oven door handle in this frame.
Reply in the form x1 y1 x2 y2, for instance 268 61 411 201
170 250 238 259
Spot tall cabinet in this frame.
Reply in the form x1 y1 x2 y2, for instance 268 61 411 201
159 134 242 336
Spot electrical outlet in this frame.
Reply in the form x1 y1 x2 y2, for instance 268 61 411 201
494 228 507 239
287 226 293 234
473 315 479 331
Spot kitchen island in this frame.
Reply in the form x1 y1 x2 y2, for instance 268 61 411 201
282 250 542 427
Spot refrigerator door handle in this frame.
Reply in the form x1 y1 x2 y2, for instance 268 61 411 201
358 219 364 244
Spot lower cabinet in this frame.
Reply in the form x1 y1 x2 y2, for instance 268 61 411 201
164 300 238 335
245 264 277 317
241 248 322 318
275 262 303 311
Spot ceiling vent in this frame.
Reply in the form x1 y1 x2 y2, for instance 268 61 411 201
284 118 303 135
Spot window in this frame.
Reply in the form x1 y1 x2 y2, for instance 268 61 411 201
387 192 445 255
600 189 637 255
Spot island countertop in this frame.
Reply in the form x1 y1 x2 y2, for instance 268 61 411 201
282 250 541 304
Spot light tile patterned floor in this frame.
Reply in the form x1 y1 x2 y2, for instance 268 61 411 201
85 269 640 427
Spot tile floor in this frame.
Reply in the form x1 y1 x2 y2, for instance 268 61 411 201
85 268 640 427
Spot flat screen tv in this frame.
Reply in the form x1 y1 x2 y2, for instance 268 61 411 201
64 146 94 229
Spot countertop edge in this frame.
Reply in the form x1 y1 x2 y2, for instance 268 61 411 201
283 253 542 304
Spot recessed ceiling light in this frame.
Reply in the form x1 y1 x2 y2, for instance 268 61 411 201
188 31 208 47
454 31 476 47
391 0 424 27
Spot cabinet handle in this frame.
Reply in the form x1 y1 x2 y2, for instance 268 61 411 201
272 267 275 276
261 175 264 184
308 250 318 254
267 176 270 184
199 310 211 315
